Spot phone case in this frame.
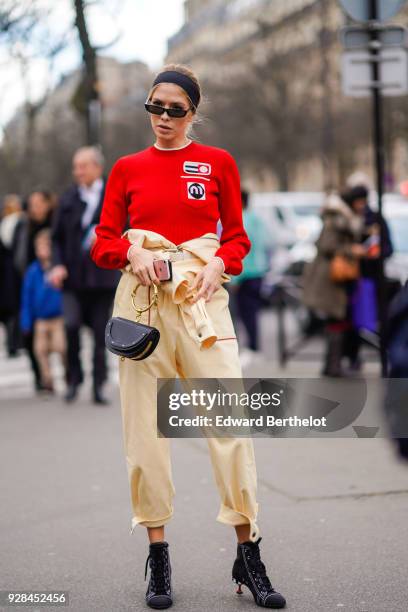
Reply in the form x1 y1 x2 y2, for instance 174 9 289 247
154 259 173 281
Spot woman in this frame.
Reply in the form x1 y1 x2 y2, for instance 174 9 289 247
14 189 57 392
302 193 364 376
91 64 286 609
341 185 393 371
14 189 56 275
229 190 272 367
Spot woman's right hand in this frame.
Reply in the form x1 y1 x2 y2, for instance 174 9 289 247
127 245 160 286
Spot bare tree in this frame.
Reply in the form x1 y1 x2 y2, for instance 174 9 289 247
72 0 100 144
201 50 320 191
0 1 39 38
72 0 121 145
0 1 74 192
0 0 128 195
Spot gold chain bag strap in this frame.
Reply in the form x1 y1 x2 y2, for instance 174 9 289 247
105 283 160 360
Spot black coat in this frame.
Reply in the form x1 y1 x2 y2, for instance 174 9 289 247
0 214 24 318
360 207 393 279
51 181 119 291
0 240 21 318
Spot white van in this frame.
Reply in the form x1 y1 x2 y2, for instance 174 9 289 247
249 192 325 248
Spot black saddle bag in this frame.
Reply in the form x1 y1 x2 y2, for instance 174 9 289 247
105 317 160 360
105 282 160 360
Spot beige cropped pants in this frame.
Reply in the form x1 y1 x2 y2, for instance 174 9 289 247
113 247 260 542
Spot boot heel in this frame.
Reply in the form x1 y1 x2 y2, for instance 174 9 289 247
232 538 287 608
233 578 243 595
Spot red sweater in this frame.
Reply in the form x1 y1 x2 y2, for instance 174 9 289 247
91 141 251 275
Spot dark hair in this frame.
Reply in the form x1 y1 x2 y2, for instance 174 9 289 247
28 189 54 203
341 185 369 207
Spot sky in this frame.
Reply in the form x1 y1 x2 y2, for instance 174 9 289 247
0 0 185 134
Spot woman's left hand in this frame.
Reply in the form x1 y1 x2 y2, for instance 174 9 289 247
190 257 224 303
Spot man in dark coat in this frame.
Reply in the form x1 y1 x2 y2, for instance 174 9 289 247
49 146 119 404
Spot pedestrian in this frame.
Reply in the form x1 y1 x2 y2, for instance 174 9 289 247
14 189 56 391
48 147 119 405
91 64 286 609
0 194 24 357
341 185 393 371
302 193 365 377
20 229 66 394
14 189 56 275
229 190 272 368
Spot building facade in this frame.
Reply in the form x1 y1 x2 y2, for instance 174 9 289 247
167 0 408 192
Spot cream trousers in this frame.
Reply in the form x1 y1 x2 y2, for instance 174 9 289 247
113 229 260 541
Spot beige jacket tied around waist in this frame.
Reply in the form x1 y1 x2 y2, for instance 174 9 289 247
115 228 232 350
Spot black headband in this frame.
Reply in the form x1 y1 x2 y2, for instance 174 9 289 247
152 70 200 109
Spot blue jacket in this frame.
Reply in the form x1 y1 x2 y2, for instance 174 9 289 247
20 261 63 332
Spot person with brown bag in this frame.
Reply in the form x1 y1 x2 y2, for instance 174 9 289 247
302 193 365 376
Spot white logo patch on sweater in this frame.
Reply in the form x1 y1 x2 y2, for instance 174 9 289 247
183 161 211 176
187 182 206 200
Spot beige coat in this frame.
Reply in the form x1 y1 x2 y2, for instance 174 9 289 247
302 195 363 320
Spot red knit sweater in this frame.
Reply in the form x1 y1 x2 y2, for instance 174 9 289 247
91 141 251 275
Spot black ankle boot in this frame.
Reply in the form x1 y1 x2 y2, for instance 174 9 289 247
232 537 286 608
144 541 172 609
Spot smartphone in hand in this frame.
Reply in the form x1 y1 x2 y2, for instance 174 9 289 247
153 259 173 282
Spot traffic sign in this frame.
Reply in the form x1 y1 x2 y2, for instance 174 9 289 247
342 48 408 97
339 0 406 22
341 25 408 49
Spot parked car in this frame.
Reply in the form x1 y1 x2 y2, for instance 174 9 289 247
249 192 324 248
248 191 406 284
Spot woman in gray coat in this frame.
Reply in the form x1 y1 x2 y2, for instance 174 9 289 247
303 193 365 376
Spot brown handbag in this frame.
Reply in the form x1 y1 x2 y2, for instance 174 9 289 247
330 254 360 283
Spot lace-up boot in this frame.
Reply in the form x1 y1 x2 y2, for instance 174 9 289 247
232 537 286 608
144 541 172 609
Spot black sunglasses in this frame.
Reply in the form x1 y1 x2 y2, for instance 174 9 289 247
144 102 192 118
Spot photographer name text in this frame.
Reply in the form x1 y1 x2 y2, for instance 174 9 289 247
167 415 327 428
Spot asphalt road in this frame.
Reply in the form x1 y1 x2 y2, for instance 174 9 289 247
1 317 407 612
